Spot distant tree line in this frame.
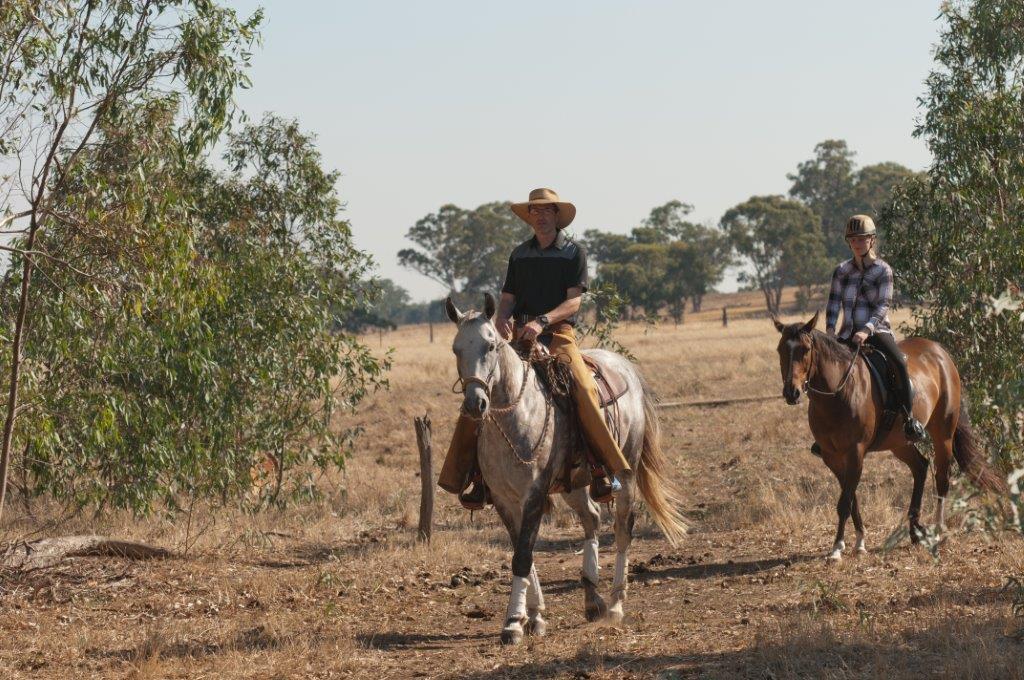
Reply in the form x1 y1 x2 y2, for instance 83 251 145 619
383 142 918 323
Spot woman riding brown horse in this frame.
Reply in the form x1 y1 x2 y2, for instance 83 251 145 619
773 215 1005 560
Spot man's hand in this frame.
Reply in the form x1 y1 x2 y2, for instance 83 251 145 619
852 330 869 345
496 316 513 340
516 320 545 344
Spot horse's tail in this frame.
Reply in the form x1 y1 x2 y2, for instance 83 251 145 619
636 378 689 545
953 401 1008 495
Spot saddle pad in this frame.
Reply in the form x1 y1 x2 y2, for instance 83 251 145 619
581 353 629 407
862 349 892 408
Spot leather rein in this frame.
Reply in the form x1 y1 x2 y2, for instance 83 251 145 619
803 340 863 398
451 341 552 463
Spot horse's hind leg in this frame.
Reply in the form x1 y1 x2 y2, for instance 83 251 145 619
850 492 867 554
607 484 635 623
892 444 929 542
932 436 954 532
562 487 607 622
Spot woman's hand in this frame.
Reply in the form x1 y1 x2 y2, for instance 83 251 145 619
852 330 869 345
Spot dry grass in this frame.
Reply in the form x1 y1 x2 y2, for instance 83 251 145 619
2 289 1023 679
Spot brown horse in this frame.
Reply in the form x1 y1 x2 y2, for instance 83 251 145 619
774 312 1005 560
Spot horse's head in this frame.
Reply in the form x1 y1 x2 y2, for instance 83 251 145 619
772 310 820 405
446 292 501 418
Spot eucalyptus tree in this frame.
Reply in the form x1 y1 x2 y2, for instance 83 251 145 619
884 0 1024 476
0 0 260 518
720 195 826 316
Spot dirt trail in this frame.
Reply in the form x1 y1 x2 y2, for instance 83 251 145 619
1 313 1022 679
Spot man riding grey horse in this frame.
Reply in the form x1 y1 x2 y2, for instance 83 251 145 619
437 187 633 508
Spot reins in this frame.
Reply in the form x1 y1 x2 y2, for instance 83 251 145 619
803 340 862 397
453 341 552 463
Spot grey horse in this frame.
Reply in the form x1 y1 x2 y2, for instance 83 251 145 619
446 294 687 646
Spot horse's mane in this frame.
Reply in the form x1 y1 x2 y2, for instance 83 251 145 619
809 329 854 364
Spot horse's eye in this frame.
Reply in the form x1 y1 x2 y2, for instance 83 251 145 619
488 343 497 352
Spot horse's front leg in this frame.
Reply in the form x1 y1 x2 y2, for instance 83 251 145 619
501 483 547 646
828 452 863 562
524 564 547 636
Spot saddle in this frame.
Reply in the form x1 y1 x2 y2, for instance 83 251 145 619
581 353 630 407
861 346 910 437
522 342 631 494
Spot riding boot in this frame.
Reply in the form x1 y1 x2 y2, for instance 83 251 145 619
867 333 926 442
589 466 622 503
459 473 489 510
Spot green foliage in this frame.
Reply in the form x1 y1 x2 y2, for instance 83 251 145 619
883 0 1024 477
720 195 826 316
788 141 920 259
584 201 731 321
397 202 530 295
3 104 386 510
576 281 635 361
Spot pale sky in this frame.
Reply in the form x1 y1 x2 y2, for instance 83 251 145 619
229 1 942 300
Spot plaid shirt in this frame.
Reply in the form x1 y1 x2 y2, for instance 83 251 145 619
825 257 894 339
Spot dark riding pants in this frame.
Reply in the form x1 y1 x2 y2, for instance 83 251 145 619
861 332 914 414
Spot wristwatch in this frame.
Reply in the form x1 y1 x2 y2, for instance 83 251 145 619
536 314 551 329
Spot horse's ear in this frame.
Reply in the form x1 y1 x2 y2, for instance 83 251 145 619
483 292 496 321
802 310 820 334
771 314 784 333
445 296 464 324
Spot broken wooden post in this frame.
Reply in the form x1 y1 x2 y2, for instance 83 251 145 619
414 414 434 542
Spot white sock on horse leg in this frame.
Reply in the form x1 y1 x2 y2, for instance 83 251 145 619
526 565 545 612
506 575 529 623
935 496 946 528
612 552 628 593
581 537 599 585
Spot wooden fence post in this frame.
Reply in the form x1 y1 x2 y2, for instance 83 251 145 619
722 306 729 327
429 318 434 343
414 414 434 542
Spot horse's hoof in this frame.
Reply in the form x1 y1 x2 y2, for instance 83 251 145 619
525 615 547 637
910 526 923 544
825 551 842 562
585 598 608 622
855 546 868 556
500 626 523 646
604 606 624 625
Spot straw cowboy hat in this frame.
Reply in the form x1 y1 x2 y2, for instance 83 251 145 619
511 188 576 229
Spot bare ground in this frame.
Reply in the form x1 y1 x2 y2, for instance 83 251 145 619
2 290 1023 679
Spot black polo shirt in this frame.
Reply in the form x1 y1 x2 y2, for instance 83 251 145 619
501 231 588 325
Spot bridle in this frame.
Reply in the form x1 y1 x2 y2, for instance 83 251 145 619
450 337 551 463
451 340 530 413
798 335 863 398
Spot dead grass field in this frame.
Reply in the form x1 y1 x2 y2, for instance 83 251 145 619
2 289 1023 679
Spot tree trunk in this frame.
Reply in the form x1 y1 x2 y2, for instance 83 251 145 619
692 295 703 313
0 219 38 522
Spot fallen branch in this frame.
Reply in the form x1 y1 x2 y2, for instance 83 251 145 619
1 534 173 571
658 395 780 409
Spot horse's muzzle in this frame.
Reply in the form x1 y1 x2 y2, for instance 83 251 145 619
463 392 489 418
783 385 801 405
